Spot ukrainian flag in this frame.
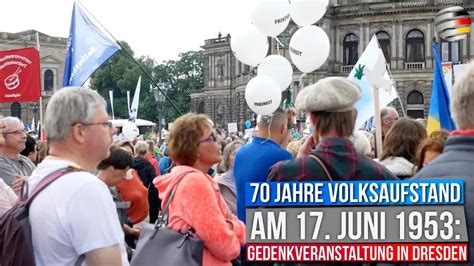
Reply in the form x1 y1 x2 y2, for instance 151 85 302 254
427 42 456 135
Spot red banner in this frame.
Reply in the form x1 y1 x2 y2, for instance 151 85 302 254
0 47 41 102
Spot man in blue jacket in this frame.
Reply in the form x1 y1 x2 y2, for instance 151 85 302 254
234 107 292 223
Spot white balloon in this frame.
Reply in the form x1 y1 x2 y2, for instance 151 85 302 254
289 26 330 73
245 76 282 115
122 121 139 140
257 55 293 91
251 0 291 37
290 0 329 27
231 26 269 67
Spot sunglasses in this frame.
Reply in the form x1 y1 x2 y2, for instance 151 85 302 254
198 131 217 144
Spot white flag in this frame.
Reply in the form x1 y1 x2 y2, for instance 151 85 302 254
129 76 141 122
109 90 115 120
127 90 131 116
348 35 397 129
32 117 36 132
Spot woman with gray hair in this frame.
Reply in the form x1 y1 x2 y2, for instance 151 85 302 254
214 140 244 215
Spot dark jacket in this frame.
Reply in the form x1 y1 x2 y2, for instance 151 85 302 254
133 157 160 223
269 138 397 182
413 134 474 265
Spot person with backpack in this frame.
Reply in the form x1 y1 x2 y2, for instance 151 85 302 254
24 87 128 265
132 141 159 223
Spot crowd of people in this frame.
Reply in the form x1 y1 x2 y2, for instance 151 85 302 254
0 62 473 265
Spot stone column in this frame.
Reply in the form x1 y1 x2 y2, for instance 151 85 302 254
209 54 214 88
392 20 397 69
335 26 340 64
365 22 370 48
398 20 404 70
426 22 433 69
359 23 364 57
235 57 240 76
462 34 468 62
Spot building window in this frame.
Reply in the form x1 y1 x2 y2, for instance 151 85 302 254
44 69 54 91
10 102 21 119
198 101 205 114
376 31 391 63
343 33 359 65
406 90 424 119
441 40 460 63
406 30 425 62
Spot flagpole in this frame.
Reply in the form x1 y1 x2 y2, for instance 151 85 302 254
373 86 383 159
77 2 182 115
385 64 406 117
36 32 44 139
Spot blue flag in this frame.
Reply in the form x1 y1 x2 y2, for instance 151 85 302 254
427 42 455 135
62 2 120 87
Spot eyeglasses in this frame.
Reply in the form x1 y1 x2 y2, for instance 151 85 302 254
3 129 27 135
73 121 113 128
198 131 217 144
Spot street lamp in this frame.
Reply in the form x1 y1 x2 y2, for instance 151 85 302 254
153 87 166 143
29 102 39 129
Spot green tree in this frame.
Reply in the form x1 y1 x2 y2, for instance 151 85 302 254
91 41 156 121
90 42 204 126
152 51 204 125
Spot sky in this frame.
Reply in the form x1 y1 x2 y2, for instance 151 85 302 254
0 0 256 62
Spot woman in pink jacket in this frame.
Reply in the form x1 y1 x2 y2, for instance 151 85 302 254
154 113 245 266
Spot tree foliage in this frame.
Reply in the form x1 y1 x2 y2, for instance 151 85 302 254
90 41 203 126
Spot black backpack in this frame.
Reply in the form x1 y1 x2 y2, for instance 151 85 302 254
0 166 80 266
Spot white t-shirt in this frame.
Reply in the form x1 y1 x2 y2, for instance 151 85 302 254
0 178 17 216
28 159 129 266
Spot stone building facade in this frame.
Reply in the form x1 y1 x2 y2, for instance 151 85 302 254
191 0 474 130
0 30 67 125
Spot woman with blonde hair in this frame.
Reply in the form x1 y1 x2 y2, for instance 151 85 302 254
415 135 446 172
154 113 245 266
286 140 302 158
35 140 49 165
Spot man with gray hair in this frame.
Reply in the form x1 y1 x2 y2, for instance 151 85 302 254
0 116 36 194
414 62 474 262
372 106 399 157
27 87 128 265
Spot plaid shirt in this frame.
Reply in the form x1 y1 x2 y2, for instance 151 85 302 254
268 138 397 181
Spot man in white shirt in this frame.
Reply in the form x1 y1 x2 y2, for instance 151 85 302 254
28 87 128 266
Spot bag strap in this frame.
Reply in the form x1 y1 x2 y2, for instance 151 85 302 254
26 166 81 205
308 154 333 181
160 170 197 217
74 254 85 266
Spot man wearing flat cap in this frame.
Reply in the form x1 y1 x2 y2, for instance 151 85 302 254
268 77 396 182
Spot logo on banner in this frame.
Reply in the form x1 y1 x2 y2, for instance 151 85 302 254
0 48 40 102
4 67 22 90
